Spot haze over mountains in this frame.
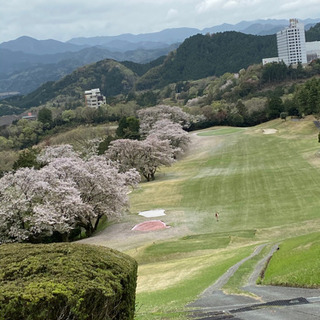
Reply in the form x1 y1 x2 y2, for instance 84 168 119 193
1 18 320 96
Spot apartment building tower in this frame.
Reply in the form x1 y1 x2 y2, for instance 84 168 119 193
277 19 307 65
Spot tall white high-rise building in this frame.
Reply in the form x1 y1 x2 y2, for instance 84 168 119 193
277 19 307 65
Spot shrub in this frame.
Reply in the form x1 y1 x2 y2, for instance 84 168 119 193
0 243 138 320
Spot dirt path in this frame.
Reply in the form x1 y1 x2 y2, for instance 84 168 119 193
188 244 320 320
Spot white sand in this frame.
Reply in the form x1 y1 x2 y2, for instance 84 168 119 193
263 129 278 134
139 209 166 217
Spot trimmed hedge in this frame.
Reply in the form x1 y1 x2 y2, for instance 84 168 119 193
0 243 138 320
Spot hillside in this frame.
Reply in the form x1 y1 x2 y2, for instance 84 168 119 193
7 59 139 110
2 24 320 117
306 22 320 41
136 32 277 89
2 20 320 97
1 31 277 112
0 45 177 95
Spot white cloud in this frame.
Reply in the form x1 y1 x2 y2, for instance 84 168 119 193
0 0 319 42
196 0 224 13
223 0 262 9
197 0 263 13
166 8 179 20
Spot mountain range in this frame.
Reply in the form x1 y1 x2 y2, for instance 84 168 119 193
0 31 278 114
1 18 320 96
2 21 320 118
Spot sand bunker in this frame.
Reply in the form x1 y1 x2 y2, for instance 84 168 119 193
132 220 170 231
263 129 278 134
139 209 166 217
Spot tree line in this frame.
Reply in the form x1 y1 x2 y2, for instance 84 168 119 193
0 106 191 244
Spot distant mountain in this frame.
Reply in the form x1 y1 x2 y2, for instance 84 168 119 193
1 18 320 97
98 40 173 53
67 28 200 47
0 45 178 94
2 18 320 55
0 48 62 76
69 22 293 48
4 31 278 114
241 24 284 36
203 18 320 35
0 36 87 55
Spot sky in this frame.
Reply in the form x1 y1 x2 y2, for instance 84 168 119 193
1 0 320 43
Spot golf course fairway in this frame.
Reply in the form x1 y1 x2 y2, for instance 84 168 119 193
85 117 320 319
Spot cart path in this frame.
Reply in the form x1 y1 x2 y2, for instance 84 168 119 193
200 243 269 294
188 244 320 320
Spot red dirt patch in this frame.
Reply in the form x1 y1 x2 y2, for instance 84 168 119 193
132 220 170 231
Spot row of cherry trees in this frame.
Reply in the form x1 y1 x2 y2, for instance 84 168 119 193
0 145 140 243
106 105 191 181
0 105 192 243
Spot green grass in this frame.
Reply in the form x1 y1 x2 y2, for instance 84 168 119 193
132 124 320 235
261 232 320 288
197 127 245 136
184 130 319 233
138 234 230 263
125 118 320 317
135 246 253 319
135 230 256 264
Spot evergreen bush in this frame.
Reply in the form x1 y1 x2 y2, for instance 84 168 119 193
0 243 137 320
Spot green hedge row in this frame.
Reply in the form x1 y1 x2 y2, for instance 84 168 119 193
0 243 138 320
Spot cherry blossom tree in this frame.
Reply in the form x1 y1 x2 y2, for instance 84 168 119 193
137 105 191 137
106 136 174 181
139 135 175 181
0 145 140 243
37 144 79 164
105 139 143 172
148 119 191 158
0 167 81 243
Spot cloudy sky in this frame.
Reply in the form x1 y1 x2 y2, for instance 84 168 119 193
2 0 319 42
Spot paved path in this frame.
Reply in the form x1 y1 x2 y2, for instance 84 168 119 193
188 244 320 320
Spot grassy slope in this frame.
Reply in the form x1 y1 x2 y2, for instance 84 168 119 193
126 117 320 318
261 232 320 287
0 124 116 171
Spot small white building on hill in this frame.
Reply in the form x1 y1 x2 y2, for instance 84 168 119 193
84 88 106 108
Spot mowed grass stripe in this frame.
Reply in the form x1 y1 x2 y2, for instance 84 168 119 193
135 245 253 319
197 127 246 136
178 131 320 233
128 120 320 318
